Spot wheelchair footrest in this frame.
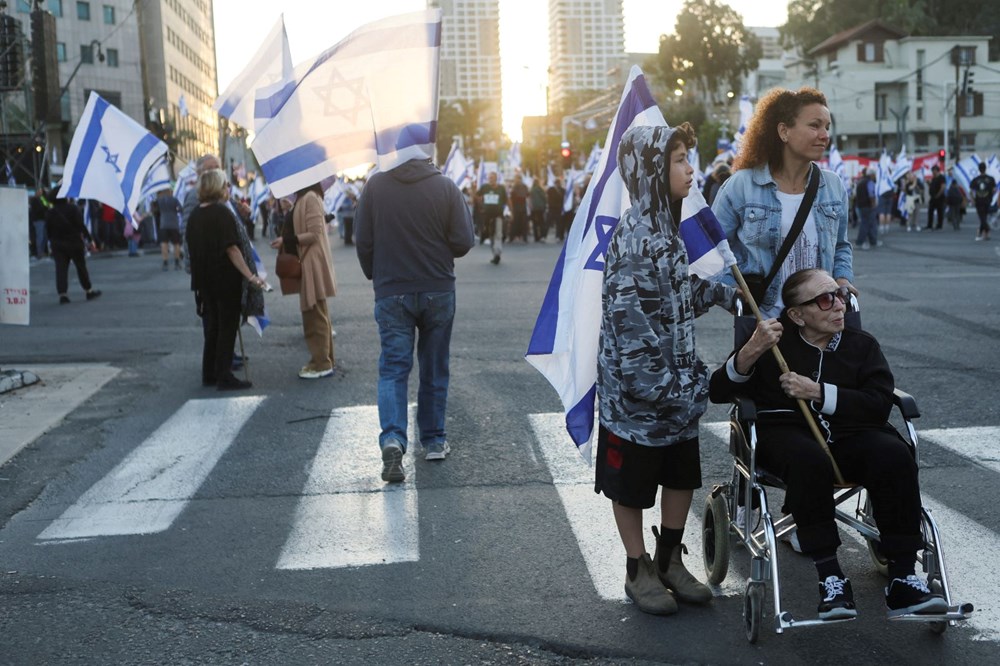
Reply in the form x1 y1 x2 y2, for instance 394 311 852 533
778 611 857 631
886 603 974 622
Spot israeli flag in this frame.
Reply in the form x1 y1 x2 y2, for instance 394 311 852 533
688 147 703 187
876 151 894 197
140 155 172 201
476 159 486 188
442 140 470 187
562 169 581 212
525 65 667 460
679 186 736 279
508 141 521 169
828 144 850 192
584 142 602 174
952 154 982 195
897 189 908 220
58 92 167 225
324 178 348 216
252 9 442 198
891 145 911 183
732 94 753 156
178 94 189 118
173 161 197 205
213 15 293 131
4 159 14 185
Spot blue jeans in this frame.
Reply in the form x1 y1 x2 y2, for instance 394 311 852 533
856 207 877 245
374 291 455 451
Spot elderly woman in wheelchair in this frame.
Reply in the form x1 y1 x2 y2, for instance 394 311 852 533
708 268 950 624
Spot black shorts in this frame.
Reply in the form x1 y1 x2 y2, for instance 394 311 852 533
161 228 182 245
594 424 701 509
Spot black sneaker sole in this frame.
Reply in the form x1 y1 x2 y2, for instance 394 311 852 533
819 606 857 621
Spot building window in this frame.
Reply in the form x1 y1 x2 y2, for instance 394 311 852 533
961 92 983 117
916 49 924 102
916 105 924 121
80 43 94 64
49 0 63 17
105 47 118 67
858 41 884 63
56 42 66 62
874 91 888 120
77 1 90 20
103 4 114 24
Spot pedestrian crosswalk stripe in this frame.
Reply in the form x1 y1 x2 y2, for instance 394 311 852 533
276 405 419 570
920 427 1000 476
529 413 743 602
37 397 265 540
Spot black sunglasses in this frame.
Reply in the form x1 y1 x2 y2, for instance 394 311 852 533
795 285 850 311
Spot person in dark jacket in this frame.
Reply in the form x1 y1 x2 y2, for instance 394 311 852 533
45 197 101 304
355 157 475 482
709 268 947 622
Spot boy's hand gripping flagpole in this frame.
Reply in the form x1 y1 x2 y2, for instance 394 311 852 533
729 265 847 485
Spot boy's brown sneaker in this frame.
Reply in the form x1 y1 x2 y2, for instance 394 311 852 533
652 527 713 604
625 554 678 615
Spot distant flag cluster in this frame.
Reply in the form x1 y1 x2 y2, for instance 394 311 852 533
525 66 735 462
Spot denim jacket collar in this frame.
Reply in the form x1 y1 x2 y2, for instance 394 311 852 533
752 162 827 193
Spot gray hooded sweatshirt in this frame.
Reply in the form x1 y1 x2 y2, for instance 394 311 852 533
597 125 735 447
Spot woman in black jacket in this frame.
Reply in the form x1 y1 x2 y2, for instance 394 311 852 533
45 198 101 304
710 268 945 622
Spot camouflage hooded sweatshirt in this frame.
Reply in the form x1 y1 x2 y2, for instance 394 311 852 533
597 125 735 447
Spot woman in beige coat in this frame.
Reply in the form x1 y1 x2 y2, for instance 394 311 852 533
289 183 337 378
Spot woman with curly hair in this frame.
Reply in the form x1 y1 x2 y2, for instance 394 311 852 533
711 87 855 317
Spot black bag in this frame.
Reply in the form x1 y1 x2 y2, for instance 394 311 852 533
742 165 820 307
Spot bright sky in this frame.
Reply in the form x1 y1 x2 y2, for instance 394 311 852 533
213 1 787 141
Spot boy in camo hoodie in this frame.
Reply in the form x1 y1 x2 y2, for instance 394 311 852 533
597 123 737 615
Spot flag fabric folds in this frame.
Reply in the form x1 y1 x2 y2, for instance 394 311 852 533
213 15 293 131
891 145 911 183
525 65 667 461
876 151 894 197
58 92 167 225
251 9 442 198
679 186 737 279
140 156 172 201
442 140 470 189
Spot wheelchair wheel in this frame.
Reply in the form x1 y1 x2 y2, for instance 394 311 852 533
703 492 731 585
744 581 765 644
863 496 890 577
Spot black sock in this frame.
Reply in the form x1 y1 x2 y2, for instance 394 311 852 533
813 550 845 581
657 526 684 572
887 553 917 581
626 556 639 581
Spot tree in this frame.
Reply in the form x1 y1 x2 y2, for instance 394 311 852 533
781 0 1000 59
648 0 762 104
435 98 501 164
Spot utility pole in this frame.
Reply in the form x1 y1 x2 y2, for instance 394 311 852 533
954 48 961 161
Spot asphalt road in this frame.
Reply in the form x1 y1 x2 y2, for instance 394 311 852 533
1 221 999 665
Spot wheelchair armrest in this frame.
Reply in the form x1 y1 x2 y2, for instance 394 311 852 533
731 395 757 421
893 388 920 419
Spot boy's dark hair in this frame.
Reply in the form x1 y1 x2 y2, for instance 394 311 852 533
666 122 697 156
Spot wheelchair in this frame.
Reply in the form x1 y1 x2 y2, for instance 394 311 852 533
701 298 974 643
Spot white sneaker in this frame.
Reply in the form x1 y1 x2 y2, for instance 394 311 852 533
298 366 334 379
424 441 451 461
735 505 760 532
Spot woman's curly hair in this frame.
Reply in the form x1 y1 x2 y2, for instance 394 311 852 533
732 87 828 173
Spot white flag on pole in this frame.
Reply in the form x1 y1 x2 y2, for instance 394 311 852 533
213 15 293 131
58 92 167 225
178 94 189 118
251 9 442 198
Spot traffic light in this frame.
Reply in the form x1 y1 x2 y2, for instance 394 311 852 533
938 149 946 163
561 141 572 169
0 14 23 91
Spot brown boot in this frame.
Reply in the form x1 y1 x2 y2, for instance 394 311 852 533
624 553 678 615
652 527 713 604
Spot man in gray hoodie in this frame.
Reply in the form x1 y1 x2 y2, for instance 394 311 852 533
355 158 475 482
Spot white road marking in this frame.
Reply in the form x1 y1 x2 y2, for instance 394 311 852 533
920 427 1000 476
529 414 742 601
37 397 264 540
0 363 120 467
276 405 418 570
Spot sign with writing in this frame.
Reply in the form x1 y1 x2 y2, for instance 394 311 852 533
0 186 30 325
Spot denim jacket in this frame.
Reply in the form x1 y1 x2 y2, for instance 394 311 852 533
711 164 853 311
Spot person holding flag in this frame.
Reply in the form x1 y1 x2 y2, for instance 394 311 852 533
596 123 737 615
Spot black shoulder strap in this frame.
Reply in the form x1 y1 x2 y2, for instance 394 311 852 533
761 164 820 294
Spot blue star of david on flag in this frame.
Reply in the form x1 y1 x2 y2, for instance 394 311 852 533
583 215 617 271
101 145 122 174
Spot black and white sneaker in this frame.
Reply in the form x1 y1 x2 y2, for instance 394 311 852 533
885 575 948 618
817 576 857 620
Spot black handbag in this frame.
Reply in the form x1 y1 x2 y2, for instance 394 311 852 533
742 165 820 305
